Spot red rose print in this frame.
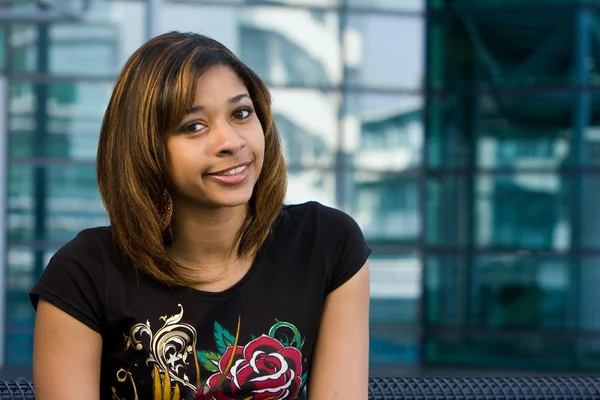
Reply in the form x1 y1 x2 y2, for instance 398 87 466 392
197 335 303 400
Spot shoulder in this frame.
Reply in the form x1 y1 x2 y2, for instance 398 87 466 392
53 226 117 262
282 201 361 235
48 226 124 278
279 201 368 258
282 202 370 293
30 226 119 331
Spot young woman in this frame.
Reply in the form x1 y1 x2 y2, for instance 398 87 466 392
30 31 370 400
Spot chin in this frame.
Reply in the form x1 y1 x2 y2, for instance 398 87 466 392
208 192 254 209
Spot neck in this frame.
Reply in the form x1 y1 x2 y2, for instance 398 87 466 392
168 200 249 268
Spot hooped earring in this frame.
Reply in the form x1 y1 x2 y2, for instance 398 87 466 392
160 189 173 231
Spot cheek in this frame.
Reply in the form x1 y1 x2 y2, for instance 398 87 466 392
253 127 266 157
165 141 199 182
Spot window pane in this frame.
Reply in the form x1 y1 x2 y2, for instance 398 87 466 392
8 164 107 244
424 333 598 370
47 165 107 244
285 169 336 207
6 247 35 365
427 92 577 168
369 255 420 370
10 1 147 75
272 89 338 168
346 15 423 90
345 94 422 170
370 255 421 324
9 26 37 73
8 164 34 242
424 253 573 330
371 330 419 367
6 247 57 365
353 173 419 242
427 173 576 250
427 13 574 90
9 81 35 158
161 5 341 86
370 255 420 370
0 27 5 70
10 81 110 160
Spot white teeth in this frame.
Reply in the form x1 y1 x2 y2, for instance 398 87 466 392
222 165 246 176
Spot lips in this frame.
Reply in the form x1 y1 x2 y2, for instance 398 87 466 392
208 162 250 176
205 162 251 185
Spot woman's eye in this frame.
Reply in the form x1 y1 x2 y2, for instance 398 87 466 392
181 122 205 134
233 108 253 120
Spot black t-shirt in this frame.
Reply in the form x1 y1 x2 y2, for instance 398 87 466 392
30 201 371 400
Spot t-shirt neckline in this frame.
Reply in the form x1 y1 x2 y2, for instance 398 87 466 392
176 237 269 300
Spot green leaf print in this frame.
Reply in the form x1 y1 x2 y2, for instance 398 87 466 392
214 321 235 354
269 321 304 350
197 350 221 373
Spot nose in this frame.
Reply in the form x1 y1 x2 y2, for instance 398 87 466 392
212 121 246 156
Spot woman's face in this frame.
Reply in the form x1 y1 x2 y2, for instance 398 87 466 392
166 65 265 210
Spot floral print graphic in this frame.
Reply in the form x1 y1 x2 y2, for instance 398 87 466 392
197 320 306 400
112 305 307 400
198 335 303 400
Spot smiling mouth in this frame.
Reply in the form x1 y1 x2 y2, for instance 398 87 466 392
209 163 250 176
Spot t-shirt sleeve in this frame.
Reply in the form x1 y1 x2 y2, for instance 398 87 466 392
316 203 372 294
29 230 105 333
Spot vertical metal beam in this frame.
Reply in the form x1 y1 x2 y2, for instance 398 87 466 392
1 19 12 370
572 12 590 168
146 0 163 40
336 0 350 212
420 0 437 368
571 7 591 355
33 23 49 282
464 53 480 331
0 75 8 369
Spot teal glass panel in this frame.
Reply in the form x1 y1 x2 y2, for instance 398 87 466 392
344 94 423 171
426 13 574 90
423 333 600 370
9 81 112 160
369 254 421 367
353 173 419 242
425 253 572 329
9 26 38 73
371 330 419 366
370 255 421 325
427 173 600 250
5 247 56 365
427 173 563 249
425 92 597 168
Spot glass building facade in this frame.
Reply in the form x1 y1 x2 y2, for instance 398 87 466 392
1 0 424 373
425 0 600 371
2 0 600 377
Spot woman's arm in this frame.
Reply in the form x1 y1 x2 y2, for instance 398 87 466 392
308 261 370 400
33 299 102 400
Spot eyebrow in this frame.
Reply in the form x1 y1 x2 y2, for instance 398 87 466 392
185 94 251 115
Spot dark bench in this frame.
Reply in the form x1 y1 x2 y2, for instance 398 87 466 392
2 376 600 399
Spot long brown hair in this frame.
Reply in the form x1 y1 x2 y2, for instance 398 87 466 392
97 32 287 287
